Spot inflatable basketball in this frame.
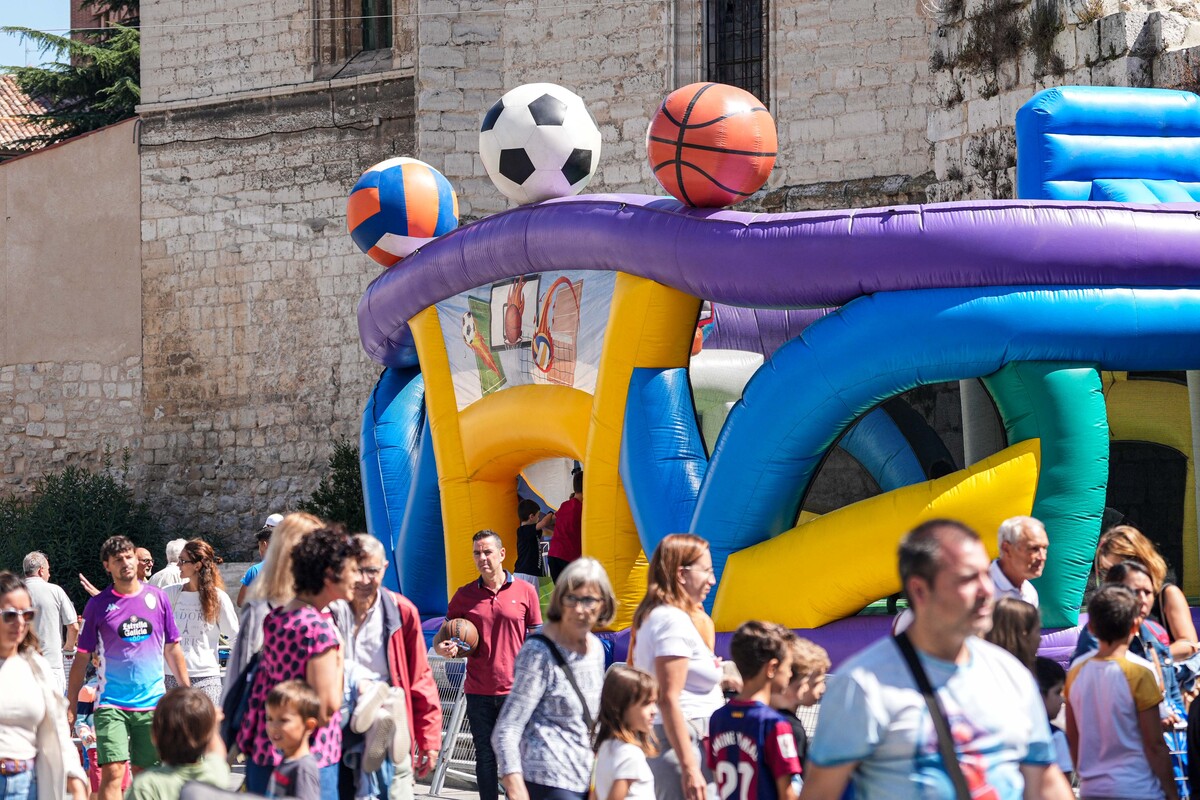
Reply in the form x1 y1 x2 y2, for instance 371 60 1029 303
347 157 459 268
646 83 777 208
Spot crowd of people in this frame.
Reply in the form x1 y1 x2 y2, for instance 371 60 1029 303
2 495 1199 800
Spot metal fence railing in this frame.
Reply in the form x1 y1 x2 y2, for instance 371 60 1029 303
428 655 477 795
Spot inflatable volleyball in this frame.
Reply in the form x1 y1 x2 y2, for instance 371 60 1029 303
647 83 777 208
347 157 460 268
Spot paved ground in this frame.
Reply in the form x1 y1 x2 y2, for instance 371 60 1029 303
227 762 479 798
416 776 479 800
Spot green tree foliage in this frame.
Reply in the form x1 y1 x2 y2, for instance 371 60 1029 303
299 439 368 534
0 455 168 611
2 17 140 148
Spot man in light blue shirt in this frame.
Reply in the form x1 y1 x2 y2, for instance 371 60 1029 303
236 513 282 606
802 520 1070 800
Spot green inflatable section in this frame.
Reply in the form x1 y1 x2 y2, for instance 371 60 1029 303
983 362 1110 627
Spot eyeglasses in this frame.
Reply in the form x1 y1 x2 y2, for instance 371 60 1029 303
139 559 154 566
0 608 36 625
563 594 603 609
681 564 715 577
360 567 384 578
177 559 194 566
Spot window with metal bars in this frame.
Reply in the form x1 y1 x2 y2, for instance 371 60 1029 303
705 0 768 104
315 0 392 65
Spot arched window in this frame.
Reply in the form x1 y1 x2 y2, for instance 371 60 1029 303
705 0 768 104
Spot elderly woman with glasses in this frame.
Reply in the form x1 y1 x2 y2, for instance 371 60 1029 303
629 534 723 800
0 571 88 800
492 558 614 800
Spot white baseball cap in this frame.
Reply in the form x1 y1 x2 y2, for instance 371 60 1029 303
261 513 284 531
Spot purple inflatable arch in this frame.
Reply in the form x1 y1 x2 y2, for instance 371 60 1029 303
358 193 1200 367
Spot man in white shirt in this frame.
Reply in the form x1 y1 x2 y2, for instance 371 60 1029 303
893 515 1049 635
991 516 1048 606
148 539 188 588
22 550 79 693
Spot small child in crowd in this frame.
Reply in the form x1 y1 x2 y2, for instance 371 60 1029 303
593 665 658 800
265 680 322 800
126 687 230 800
1065 585 1179 800
708 620 802 800
769 637 830 773
1034 656 1073 783
513 498 544 588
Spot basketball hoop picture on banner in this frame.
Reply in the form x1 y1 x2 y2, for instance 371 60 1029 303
438 269 612 411
530 275 582 385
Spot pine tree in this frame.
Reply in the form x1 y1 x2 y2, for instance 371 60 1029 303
2 0 140 148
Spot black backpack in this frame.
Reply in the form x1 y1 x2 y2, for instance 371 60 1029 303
219 648 261 749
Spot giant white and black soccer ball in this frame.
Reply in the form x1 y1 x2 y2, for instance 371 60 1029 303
479 83 602 205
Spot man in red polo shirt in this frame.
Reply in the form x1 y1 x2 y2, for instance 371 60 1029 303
436 530 542 800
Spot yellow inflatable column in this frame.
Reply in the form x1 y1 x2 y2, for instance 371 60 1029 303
410 308 592 594
1104 374 1198 596
586 275 701 628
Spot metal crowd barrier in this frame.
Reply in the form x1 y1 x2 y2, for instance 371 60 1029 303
428 654 477 795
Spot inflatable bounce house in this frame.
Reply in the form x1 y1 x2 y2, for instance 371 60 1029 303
351 83 1200 661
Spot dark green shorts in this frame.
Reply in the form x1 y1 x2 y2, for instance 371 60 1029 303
94 706 158 769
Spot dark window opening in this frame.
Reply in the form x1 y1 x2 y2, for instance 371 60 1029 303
1105 440 1187 589
705 0 768 105
361 0 391 52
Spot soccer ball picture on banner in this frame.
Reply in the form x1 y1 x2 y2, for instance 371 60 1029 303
479 83 602 205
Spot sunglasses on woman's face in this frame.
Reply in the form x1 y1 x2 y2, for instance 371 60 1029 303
0 608 36 625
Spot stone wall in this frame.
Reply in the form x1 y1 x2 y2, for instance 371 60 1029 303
137 76 416 544
1 359 142 489
415 0 943 217
926 0 1200 203
0 121 143 495
414 0 679 219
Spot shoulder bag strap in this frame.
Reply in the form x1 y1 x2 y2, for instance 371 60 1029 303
1158 585 1176 642
530 633 596 734
894 632 970 800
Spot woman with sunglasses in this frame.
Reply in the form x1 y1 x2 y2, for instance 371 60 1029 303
630 535 724 800
0 571 88 800
163 539 239 704
1096 525 1200 661
1073 560 1186 716
492 557 613 800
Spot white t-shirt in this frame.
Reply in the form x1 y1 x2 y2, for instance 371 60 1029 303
810 636 1054 799
1065 652 1165 799
631 605 724 724
594 739 655 800
0 655 45 759
164 585 239 679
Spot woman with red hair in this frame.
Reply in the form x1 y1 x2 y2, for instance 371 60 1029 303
630 535 723 800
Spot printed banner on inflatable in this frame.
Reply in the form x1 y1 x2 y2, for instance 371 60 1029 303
437 270 615 410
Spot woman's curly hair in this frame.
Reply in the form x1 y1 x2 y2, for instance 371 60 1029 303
290 525 364 596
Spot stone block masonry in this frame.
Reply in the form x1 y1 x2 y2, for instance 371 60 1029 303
415 0 676 220
138 76 416 548
1 359 143 494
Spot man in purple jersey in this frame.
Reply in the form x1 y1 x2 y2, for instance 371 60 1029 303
67 535 190 800
708 620 801 800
